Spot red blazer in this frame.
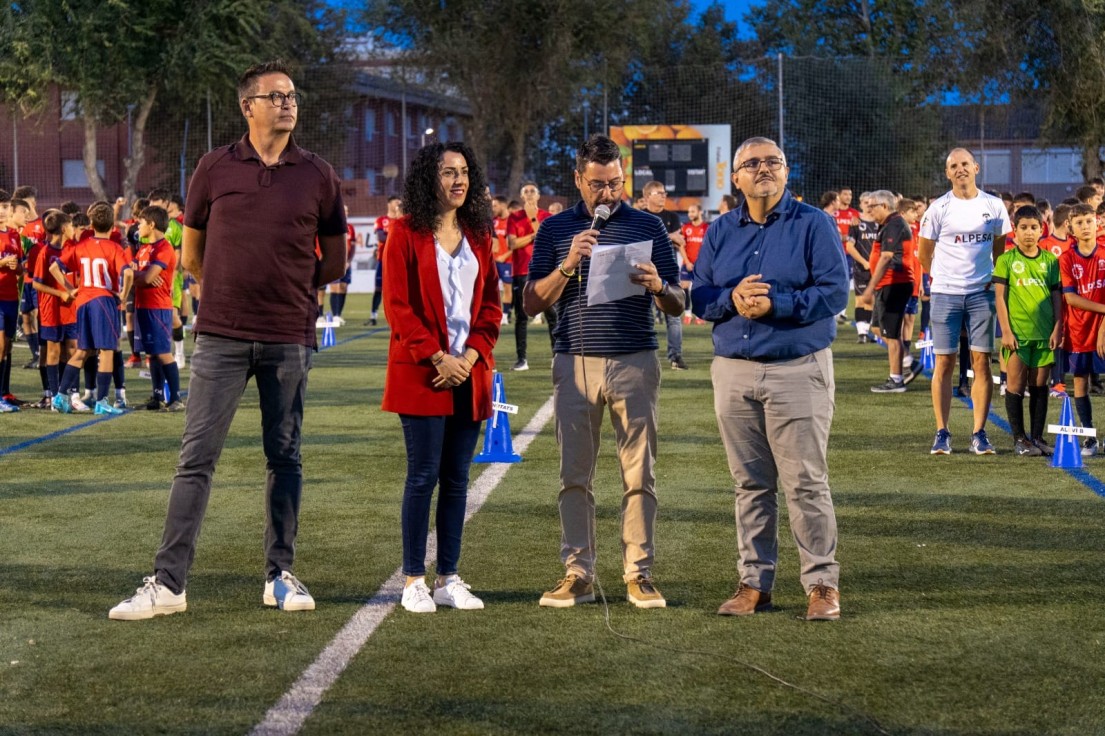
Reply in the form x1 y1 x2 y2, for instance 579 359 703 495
381 216 502 419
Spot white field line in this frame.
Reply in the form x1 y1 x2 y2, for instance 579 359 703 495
250 395 556 736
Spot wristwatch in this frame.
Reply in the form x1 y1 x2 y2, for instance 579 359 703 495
557 261 577 278
649 282 669 298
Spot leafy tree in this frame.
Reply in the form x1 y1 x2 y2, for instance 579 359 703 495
368 0 669 195
0 0 328 201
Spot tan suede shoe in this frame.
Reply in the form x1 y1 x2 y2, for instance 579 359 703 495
717 583 772 616
805 582 841 621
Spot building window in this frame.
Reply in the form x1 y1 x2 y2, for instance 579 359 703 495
62 159 104 188
364 168 378 194
387 110 397 137
342 166 354 181
1022 147 1083 184
60 91 81 121
364 108 376 142
978 149 1010 185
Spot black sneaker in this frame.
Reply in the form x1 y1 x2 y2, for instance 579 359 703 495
856 334 868 344
670 356 688 371
1014 438 1042 457
953 380 970 398
1031 438 1053 457
870 378 906 393
144 394 164 411
22 358 38 369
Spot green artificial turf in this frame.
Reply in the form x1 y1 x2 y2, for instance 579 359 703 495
2 295 1104 735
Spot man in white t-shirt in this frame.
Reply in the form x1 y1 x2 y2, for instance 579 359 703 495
918 148 1012 456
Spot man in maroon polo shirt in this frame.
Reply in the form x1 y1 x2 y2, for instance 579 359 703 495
110 60 348 621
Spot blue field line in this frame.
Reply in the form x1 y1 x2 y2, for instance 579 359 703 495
860 323 1105 499
0 414 117 458
0 326 390 459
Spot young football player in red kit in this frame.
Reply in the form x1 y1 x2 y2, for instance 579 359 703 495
1058 203 1105 455
50 202 132 415
680 201 708 324
34 211 81 409
129 205 183 411
0 191 23 411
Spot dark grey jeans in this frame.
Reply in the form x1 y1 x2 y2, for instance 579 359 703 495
154 334 312 594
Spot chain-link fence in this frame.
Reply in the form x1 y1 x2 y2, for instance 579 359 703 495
0 55 1085 218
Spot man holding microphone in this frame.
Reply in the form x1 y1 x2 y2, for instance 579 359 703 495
525 134 684 610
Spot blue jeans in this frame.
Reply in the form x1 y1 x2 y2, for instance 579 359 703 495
154 334 312 594
930 290 995 355
399 380 482 576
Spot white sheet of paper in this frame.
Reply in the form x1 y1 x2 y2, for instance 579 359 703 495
586 240 654 306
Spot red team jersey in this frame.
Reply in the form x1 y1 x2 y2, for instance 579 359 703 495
346 223 358 262
1039 233 1072 259
133 239 176 310
33 244 76 327
59 236 130 308
375 215 392 259
0 228 23 301
20 218 46 251
834 207 860 246
506 209 550 276
1059 244 1105 354
79 227 124 245
680 221 708 266
492 216 510 263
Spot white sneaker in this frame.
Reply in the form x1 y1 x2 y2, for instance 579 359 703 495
433 575 484 610
70 393 92 413
79 389 94 403
335 316 346 326
263 571 316 611
109 576 187 620
315 316 327 327
401 578 436 613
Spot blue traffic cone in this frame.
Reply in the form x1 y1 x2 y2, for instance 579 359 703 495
474 372 522 463
1051 394 1082 469
920 329 935 373
321 311 336 348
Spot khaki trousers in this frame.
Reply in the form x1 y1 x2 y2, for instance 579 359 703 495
711 348 840 593
552 351 660 583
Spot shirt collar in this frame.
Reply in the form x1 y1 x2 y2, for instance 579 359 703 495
571 199 624 221
738 189 795 226
232 134 303 166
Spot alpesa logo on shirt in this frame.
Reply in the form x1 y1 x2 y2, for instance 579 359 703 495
954 233 994 244
1014 277 1046 287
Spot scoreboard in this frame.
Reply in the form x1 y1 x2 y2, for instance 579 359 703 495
630 139 710 198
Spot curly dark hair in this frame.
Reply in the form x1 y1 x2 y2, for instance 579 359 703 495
401 142 492 236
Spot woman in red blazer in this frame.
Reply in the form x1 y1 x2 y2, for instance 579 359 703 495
382 142 502 614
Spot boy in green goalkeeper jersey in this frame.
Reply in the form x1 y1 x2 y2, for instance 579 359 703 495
993 205 1062 456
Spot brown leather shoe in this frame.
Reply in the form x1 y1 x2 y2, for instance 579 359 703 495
717 583 772 616
805 582 840 621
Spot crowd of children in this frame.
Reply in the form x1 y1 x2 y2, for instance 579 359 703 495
833 178 1105 456
0 186 192 414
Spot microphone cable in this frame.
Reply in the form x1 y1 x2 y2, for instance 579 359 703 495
568 216 890 736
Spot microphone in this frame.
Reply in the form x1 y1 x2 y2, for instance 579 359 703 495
590 204 611 231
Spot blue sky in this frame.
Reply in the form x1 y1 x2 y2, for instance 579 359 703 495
689 0 761 36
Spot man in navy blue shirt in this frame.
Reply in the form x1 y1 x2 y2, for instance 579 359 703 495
692 136 849 621
525 134 684 610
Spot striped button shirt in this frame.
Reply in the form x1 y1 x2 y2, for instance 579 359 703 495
530 201 679 356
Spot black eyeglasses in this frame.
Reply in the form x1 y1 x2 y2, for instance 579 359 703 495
580 176 624 194
737 157 786 172
245 91 304 108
